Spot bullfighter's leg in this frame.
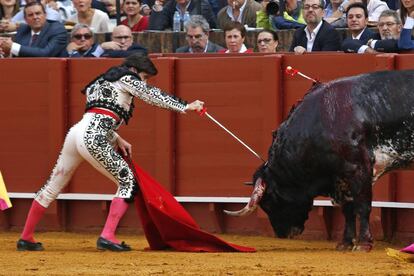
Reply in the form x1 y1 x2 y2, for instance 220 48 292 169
77 113 136 251
336 201 356 251
18 124 84 251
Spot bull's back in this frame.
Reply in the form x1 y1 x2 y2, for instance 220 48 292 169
276 70 414 174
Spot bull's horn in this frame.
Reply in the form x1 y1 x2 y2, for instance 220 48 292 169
224 177 266 216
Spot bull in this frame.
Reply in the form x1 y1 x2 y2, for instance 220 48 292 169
225 69 414 251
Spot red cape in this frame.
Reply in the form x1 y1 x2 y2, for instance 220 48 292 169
126 158 255 252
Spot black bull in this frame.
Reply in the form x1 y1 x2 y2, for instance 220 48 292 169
225 70 414 251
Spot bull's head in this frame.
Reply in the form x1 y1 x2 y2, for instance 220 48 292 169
225 162 313 238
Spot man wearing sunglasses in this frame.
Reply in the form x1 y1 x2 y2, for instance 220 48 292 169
63 23 104 57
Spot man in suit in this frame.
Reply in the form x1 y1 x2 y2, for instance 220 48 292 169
341 2 375 53
342 9 402 53
176 15 223 53
148 0 217 30
0 2 67 57
289 0 341 54
100 25 147 57
61 24 104 57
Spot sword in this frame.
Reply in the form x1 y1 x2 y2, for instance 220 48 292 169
199 108 265 162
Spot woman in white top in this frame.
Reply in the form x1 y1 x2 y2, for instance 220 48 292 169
69 0 110 33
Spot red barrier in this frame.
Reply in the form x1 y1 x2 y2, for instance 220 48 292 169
0 58 67 229
0 55 413 240
174 55 282 196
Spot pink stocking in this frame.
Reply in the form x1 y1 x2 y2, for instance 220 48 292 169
21 200 47 243
401 243 414 254
100 197 129 244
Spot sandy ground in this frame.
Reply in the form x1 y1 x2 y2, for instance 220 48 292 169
1 232 413 275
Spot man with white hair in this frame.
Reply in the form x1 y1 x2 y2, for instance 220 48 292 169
342 7 401 53
176 15 223 53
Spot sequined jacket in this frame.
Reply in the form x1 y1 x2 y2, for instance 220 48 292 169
82 66 188 124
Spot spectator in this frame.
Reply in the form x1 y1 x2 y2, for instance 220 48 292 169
149 0 216 30
289 0 341 54
256 29 279 52
0 1 67 57
176 15 223 52
121 0 149 31
399 0 414 24
343 9 402 53
140 3 151 15
12 0 61 23
68 0 110 33
256 0 280 30
0 0 19 32
100 24 147 57
398 10 414 50
324 0 343 19
62 23 103 57
341 2 376 52
217 0 261 29
328 0 388 27
219 21 253 53
271 0 306 29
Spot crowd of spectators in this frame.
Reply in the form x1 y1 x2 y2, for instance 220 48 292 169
0 0 412 57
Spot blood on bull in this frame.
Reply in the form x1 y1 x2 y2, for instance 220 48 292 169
225 69 414 252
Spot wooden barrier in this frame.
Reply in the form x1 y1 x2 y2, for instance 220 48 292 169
1 54 414 241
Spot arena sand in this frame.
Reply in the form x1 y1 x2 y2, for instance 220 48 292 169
0 232 413 275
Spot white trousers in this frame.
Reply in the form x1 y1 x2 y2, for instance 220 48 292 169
35 113 137 207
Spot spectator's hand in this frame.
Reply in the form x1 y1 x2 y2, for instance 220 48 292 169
186 100 205 112
47 0 59 11
0 37 12 56
364 47 377 54
293 46 306 55
100 41 122 50
410 10 414 18
116 135 132 157
66 41 83 52
0 19 17 32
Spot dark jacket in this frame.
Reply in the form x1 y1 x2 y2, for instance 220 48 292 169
398 28 414 50
289 20 341 52
14 21 67 57
175 41 224 53
342 32 400 53
341 28 376 53
149 0 216 30
61 43 104 57
101 44 148 57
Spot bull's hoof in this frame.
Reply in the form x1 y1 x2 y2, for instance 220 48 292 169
335 242 354 251
352 242 373 252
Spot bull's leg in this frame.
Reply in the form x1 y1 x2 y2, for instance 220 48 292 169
336 201 356 251
354 183 373 251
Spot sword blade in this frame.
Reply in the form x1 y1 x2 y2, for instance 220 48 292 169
204 112 265 162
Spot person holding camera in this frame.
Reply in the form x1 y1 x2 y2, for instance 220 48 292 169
256 0 280 30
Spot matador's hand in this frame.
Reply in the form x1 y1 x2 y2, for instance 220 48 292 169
186 100 204 112
116 135 132 157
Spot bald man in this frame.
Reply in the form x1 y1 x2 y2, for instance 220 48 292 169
100 25 148 57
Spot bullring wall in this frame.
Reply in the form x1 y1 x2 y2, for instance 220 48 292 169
1 53 414 244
